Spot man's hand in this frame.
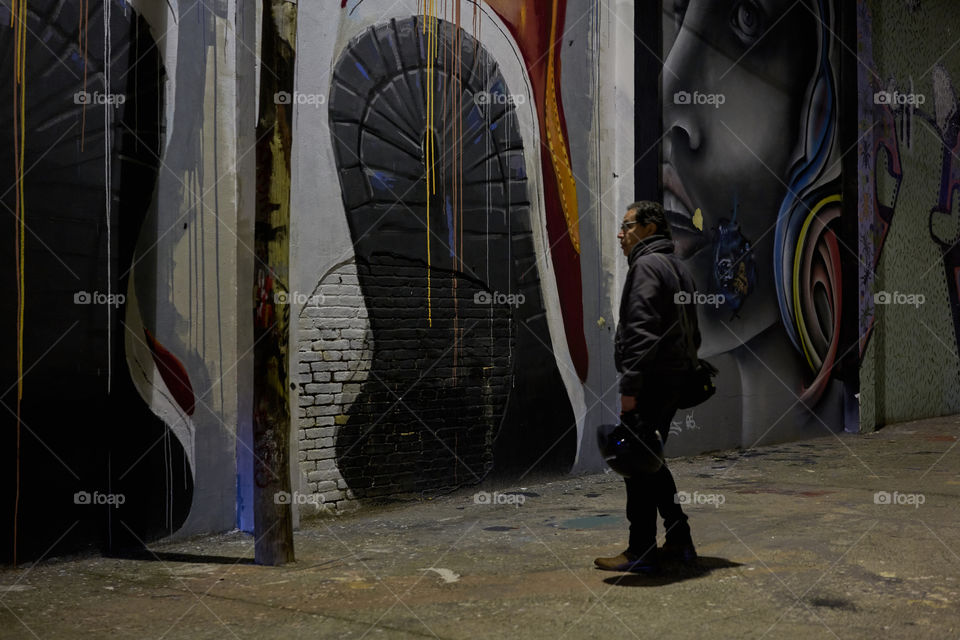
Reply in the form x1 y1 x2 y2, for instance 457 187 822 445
621 394 637 413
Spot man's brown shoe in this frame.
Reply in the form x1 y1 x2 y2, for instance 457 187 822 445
593 550 660 573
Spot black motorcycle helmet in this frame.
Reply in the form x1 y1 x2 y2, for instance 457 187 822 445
596 414 664 477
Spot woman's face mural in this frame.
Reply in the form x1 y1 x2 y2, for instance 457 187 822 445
663 0 822 354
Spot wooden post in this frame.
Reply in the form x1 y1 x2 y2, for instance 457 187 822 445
252 0 297 566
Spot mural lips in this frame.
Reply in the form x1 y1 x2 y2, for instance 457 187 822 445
663 163 707 259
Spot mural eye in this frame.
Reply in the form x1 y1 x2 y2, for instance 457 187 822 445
730 0 767 45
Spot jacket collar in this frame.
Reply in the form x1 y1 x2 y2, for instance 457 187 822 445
627 234 675 265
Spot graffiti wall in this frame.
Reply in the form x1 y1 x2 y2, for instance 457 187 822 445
8 0 959 551
291 0 873 510
858 0 960 427
1 0 249 563
290 2 595 511
657 0 852 455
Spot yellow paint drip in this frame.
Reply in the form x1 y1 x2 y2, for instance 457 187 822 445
692 207 703 231
11 0 27 568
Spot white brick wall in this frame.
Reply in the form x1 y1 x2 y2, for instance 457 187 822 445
295 261 372 515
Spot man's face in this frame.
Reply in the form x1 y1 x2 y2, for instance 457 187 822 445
618 209 656 257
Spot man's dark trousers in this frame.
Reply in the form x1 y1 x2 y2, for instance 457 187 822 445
623 385 692 557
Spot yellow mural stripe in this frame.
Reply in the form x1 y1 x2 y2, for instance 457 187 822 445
545 0 580 254
792 194 842 373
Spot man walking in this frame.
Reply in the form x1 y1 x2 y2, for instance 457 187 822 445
594 201 699 573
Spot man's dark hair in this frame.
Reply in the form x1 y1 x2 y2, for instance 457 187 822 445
627 200 672 239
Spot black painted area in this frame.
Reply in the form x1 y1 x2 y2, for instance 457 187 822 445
0 1 191 564
635 0 663 201
329 17 576 499
838 0 861 430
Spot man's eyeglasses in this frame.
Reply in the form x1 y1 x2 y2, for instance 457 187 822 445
619 220 640 232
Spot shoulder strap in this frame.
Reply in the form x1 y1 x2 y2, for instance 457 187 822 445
652 253 698 366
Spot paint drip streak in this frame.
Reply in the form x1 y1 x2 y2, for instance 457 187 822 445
453 1 460 380
421 3 474 369
457 1 465 381
442 2 457 379
10 0 27 568
426 3 433 327
105 0 112 393
80 0 89 150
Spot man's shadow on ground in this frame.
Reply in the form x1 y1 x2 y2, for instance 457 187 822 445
600 556 742 586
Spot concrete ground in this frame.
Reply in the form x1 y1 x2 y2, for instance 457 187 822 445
2 416 959 639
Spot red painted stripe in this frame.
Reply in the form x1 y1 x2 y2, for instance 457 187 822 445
144 328 196 416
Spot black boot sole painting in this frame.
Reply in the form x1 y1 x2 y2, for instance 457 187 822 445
318 16 575 500
0 0 192 563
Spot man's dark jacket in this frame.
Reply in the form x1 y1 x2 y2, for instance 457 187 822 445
615 234 701 396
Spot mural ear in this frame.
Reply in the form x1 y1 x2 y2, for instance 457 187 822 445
791 193 843 405
776 63 838 358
